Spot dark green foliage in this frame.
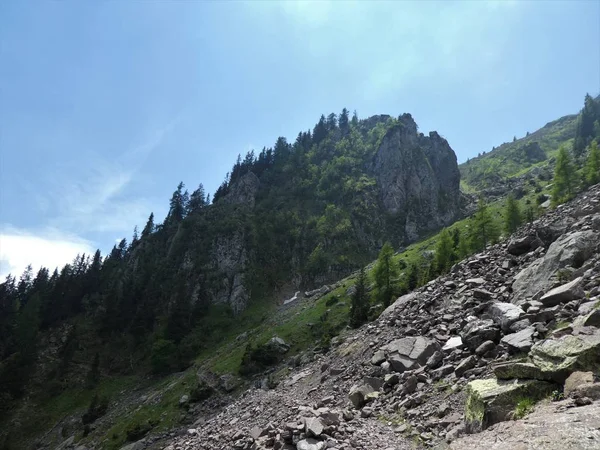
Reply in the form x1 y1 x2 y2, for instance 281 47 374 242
125 419 154 442
373 243 398 307
86 353 100 389
574 94 600 159
405 262 420 291
239 341 281 376
190 380 214 402
504 194 522 235
584 140 600 186
434 228 454 274
552 146 576 206
350 268 369 328
469 197 500 252
82 394 109 425
150 339 177 374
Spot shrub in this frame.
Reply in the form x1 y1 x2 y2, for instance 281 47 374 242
82 394 109 425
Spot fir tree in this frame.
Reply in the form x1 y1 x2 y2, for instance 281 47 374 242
373 242 398 307
469 197 499 252
141 212 154 238
434 228 454 274
504 193 522 235
584 140 600 186
552 146 575 206
339 108 350 134
349 268 369 328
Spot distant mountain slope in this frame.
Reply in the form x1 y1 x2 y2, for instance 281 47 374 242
459 113 578 191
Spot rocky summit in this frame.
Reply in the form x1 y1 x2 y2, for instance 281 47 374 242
149 185 600 450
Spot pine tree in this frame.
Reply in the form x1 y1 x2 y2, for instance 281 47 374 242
574 94 599 159
141 212 154 238
339 108 350 134
434 228 454 274
350 268 369 328
86 352 100 388
405 262 419 291
373 242 398 307
584 140 600 186
167 182 186 224
351 110 359 127
188 183 207 214
552 146 575 206
469 197 499 252
504 194 522 235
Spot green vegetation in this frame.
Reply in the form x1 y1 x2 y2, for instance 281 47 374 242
504 194 522 235
584 140 600 186
372 242 399 307
350 268 369 328
513 397 536 419
552 146 576 206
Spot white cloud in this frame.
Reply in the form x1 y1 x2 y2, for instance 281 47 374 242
0 226 95 281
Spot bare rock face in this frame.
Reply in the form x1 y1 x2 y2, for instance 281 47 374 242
372 113 461 242
222 172 260 207
512 230 598 303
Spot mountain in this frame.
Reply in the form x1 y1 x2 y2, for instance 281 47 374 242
1 94 600 449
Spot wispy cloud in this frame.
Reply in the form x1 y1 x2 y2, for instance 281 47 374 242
0 226 96 281
0 117 180 280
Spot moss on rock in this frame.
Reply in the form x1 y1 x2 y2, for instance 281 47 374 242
465 379 555 433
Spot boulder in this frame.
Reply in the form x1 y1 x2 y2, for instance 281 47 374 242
582 308 600 328
296 438 325 450
507 235 537 256
512 231 597 304
304 417 324 437
493 362 548 381
564 371 595 396
464 379 555 433
348 383 374 409
460 319 501 351
381 336 441 372
455 356 478 378
443 336 464 352
529 330 600 382
500 327 535 354
488 302 525 332
539 277 585 307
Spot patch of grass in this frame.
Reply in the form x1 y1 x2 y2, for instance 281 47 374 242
513 397 535 419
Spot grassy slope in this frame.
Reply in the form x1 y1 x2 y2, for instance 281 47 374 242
459 113 577 191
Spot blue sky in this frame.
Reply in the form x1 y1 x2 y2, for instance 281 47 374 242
1 0 599 280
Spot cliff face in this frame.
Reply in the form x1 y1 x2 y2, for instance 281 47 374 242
372 114 461 241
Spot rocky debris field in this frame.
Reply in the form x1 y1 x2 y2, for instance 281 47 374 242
109 184 600 450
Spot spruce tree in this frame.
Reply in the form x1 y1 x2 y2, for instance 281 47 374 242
373 242 398 307
504 193 522 235
584 140 600 186
552 146 575 206
434 228 454 274
141 213 154 238
350 268 369 328
469 197 499 252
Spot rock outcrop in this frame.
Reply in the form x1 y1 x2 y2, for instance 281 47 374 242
372 113 462 241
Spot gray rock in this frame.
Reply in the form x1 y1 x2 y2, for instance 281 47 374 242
371 350 386 365
529 329 600 382
582 308 600 327
348 383 374 409
475 340 496 356
539 277 585 306
304 417 324 437
443 336 464 352
381 336 441 372
512 231 598 303
461 319 501 351
464 378 555 433
488 302 525 331
296 438 325 450
455 355 477 378
500 327 535 353
372 115 461 241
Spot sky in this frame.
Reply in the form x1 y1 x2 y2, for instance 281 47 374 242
0 0 599 281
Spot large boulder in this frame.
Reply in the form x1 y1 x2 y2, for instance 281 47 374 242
539 277 585 307
529 330 600 382
460 319 501 351
464 379 555 433
381 336 441 373
500 327 535 354
488 302 525 332
512 231 597 303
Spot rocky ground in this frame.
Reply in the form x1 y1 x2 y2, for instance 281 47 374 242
79 183 600 450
